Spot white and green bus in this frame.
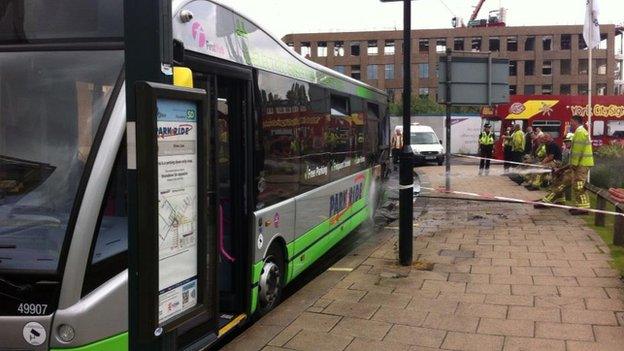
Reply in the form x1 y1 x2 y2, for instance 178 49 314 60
0 0 389 349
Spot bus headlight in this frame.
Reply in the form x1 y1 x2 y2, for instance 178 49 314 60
57 324 75 342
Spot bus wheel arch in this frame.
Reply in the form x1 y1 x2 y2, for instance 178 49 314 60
257 239 286 315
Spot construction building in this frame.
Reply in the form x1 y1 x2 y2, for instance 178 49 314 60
282 25 624 102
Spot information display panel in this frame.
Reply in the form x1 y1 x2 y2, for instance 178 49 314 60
156 98 199 323
134 81 217 340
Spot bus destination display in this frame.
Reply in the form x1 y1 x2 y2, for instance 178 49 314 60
156 98 199 324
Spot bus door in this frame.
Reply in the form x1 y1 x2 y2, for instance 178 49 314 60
193 67 252 315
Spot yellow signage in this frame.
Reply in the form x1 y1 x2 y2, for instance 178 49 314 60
505 100 559 120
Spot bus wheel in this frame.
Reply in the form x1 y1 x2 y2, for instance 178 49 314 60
258 245 284 315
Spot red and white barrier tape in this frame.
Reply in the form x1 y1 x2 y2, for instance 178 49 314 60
452 153 553 169
419 186 624 217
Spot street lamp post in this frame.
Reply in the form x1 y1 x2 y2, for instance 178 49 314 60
381 0 413 266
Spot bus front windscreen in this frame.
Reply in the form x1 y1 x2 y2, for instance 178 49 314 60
0 50 123 275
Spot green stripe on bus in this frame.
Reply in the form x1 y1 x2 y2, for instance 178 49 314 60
355 86 376 99
250 286 259 314
287 205 369 283
252 260 264 284
51 332 128 351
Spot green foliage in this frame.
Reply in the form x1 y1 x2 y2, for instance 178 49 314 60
591 144 624 189
595 143 624 158
389 95 480 115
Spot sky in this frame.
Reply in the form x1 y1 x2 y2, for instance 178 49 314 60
219 0 624 39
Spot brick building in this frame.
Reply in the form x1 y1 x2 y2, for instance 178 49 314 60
282 25 624 102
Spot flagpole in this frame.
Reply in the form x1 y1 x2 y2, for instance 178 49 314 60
588 11 593 139
587 0 593 182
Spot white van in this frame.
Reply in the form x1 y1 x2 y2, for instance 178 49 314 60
410 124 445 165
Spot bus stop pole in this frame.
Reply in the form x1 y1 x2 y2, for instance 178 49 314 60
398 0 413 266
444 48 452 191
124 0 173 349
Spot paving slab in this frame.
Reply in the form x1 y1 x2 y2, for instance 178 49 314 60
224 165 624 350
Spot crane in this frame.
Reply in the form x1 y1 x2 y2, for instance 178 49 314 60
469 0 487 22
466 0 506 28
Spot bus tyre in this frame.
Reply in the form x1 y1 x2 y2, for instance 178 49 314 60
257 245 284 315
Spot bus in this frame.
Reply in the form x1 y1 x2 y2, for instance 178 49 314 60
481 94 624 159
0 1 389 350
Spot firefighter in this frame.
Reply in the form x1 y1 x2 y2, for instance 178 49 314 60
561 133 573 165
535 115 594 214
527 133 562 190
478 123 496 176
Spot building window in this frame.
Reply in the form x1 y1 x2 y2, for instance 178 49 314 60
385 64 395 80
597 83 607 95
367 40 378 56
579 84 589 95
489 37 500 51
334 65 345 74
419 63 429 78
367 65 378 79
286 42 294 48
599 34 608 50
384 40 395 55
579 36 588 50
561 34 571 50
351 65 361 80
350 41 360 56
419 88 429 97
509 60 517 76
560 59 571 75
334 41 345 57
419 39 429 52
525 85 535 94
525 60 535 76
542 85 552 95
471 37 482 51
560 84 571 95
510 85 517 95
300 42 311 57
542 36 552 51
454 38 464 51
436 39 446 52
507 36 518 51
317 41 327 57
542 61 552 76
596 59 607 75
525 36 535 51
579 59 588 75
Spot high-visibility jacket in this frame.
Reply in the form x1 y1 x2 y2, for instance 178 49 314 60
570 125 594 167
536 144 547 159
479 131 495 146
511 130 525 152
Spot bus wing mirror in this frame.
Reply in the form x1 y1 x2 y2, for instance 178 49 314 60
173 66 194 88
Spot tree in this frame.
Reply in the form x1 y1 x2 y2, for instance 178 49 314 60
389 95 480 115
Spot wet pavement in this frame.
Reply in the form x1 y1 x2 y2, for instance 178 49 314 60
222 164 624 351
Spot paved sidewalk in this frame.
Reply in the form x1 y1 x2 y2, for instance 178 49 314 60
224 165 624 351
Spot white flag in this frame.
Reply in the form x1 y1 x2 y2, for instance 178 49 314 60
583 0 600 49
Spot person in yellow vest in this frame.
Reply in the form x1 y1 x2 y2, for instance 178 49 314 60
528 134 562 190
510 123 526 167
478 123 496 176
501 126 513 172
535 115 594 215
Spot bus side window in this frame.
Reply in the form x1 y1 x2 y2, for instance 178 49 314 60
366 102 380 162
82 143 128 296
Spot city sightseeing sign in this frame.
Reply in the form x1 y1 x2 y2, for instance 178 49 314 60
568 104 624 118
